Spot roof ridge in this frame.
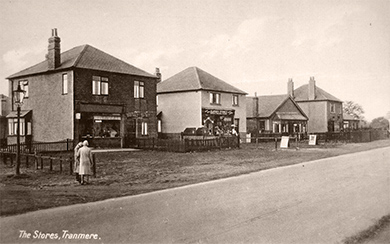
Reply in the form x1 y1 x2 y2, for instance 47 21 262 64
193 67 202 89
71 44 89 67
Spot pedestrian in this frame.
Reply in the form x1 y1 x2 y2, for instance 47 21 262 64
77 140 94 185
73 142 83 183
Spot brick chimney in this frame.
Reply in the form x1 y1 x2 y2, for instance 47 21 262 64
308 76 316 100
47 28 61 69
155 67 162 82
287 78 294 98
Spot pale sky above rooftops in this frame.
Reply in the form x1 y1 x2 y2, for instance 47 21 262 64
0 0 389 121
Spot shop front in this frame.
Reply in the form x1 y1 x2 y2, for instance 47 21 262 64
76 103 124 148
202 108 235 136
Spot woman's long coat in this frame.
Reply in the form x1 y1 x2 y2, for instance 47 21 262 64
77 146 93 175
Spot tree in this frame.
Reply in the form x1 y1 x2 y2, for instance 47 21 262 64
343 101 365 119
370 117 389 129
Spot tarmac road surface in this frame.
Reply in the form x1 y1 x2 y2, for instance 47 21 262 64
0 147 389 243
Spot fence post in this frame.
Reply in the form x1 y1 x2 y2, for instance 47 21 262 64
26 155 29 168
69 157 73 175
49 158 53 171
92 153 96 178
10 154 14 166
40 157 43 170
275 137 277 151
35 154 38 170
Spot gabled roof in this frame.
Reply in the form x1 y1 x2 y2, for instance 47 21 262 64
343 113 360 121
157 67 247 94
247 94 307 120
294 84 341 102
8 45 156 79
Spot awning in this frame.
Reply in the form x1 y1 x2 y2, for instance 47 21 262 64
6 110 32 118
275 112 307 121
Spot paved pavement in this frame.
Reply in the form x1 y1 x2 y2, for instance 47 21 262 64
0 147 389 243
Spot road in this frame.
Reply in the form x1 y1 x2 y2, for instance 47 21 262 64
1 147 389 243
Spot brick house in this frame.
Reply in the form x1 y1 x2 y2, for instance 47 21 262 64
246 93 308 136
6 29 159 148
289 77 343 133
343 113 360 131
0 94 11 147
157 67 247 138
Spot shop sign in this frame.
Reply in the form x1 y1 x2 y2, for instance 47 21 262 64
280 136 289 148
308 135 317 145
203 109 234 116
75 113 81 120
93 115 121 121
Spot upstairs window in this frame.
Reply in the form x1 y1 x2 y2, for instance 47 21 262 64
62 73 68 94
92 76 108 95
134 81 145 98
19 80 28 98
210 92 221 105
232 94 239 106
330 103 336 113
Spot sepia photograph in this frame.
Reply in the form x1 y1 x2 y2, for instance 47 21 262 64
0 0 389 243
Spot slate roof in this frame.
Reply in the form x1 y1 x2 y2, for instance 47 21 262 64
246 94 307 120
8 45 156 79
294 84 341 102
157 67 247 94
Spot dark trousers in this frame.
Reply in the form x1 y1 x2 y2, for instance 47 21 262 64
75 173 81 182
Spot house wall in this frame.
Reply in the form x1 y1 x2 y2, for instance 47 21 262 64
74 69 158 139
201 91 246 136
8 71 74 142
158 91 201 134
297 101 327 133
326 101 343 132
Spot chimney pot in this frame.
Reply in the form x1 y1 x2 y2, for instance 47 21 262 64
155 67 162 82
288 78 294 98
48 28 61 69
308 76 316 100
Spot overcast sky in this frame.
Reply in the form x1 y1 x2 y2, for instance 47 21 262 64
1 0 389 121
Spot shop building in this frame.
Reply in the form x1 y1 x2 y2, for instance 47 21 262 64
157 67 247 138
6 29 159 148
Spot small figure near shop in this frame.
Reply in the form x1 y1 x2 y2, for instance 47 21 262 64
73 142 83 183
77 140 94 185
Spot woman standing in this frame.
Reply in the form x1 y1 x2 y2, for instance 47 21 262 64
77 140 93 185
73 142 83 183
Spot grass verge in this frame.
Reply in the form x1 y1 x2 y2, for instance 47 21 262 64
343 214 390 244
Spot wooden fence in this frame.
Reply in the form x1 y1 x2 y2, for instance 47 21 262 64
133 136 240 152
3 139 74 153
0 151 96 177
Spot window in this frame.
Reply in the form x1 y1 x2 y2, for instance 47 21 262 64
210 92 221 104
157 120 162 133
330 103 336 113
8 118 26 136
19 80 28 98
134 81 145 98
232 94 239 106
62 74 68 94
141 122 148 135
92 76 109 95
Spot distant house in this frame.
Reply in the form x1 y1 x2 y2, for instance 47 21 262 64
343 113 360 131
157 67 247 138
6 29 159 148
0 94 10 147
246 94 308 136
290 77 343 133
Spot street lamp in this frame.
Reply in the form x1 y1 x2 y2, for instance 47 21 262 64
13 84 26 176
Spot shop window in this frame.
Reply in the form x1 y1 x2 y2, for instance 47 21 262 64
210 93 220 105
62 73 68 94
92 76 109 95
134 81 145 98
141 122 148 135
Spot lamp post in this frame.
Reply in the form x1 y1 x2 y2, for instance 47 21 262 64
13 84 26 176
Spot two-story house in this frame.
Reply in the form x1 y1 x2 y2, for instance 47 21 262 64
157 67 247 138
6 29 159 148
289 77 343 133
